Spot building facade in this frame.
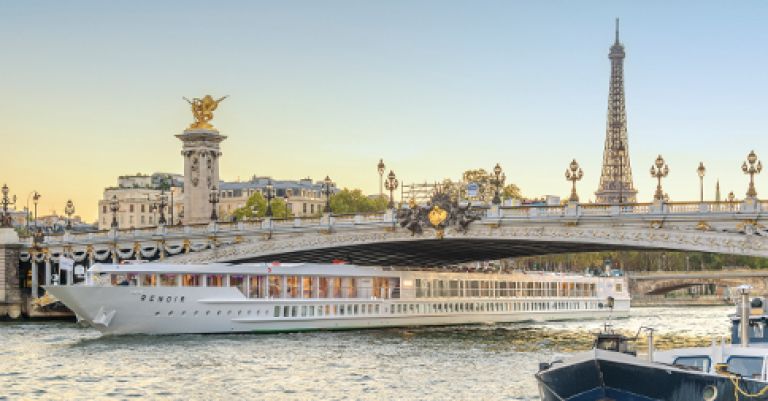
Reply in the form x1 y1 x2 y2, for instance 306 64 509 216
97 173 335 229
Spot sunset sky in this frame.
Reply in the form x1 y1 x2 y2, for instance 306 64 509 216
2 1 768 222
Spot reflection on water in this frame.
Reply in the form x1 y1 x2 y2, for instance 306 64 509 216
0 306 733 400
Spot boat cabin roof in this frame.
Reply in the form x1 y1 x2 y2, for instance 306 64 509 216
89 263 401 277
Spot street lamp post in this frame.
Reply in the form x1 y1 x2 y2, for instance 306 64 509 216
697 162 706 203
384 170 399 209
650 155 670 201
1 184 16 228
323 176 333 213
742 150 763 198
32 191 41 228
377 159 385 198
64 199 75 229
157 190 168 225
265 180 274 218
109 195 120 229
565 159 584 202
490 163 505 205
209 186 220 222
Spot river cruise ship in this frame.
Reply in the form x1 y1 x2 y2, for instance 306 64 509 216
45 263 630 335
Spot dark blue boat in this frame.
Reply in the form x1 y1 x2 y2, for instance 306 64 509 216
536 287 768 401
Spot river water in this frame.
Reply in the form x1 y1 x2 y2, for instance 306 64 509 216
0 306 734 400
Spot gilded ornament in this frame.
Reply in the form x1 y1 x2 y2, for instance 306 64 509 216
184 95 228 130
428 206 448 227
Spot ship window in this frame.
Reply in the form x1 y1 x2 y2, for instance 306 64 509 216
141 273 156 287
727 356 763 379
286 276 299 298
308 306 314 317
182 274 201 287
291 306 297 317
274 306 280 317
159 274 178 287
269 276 281 298
206 274 225 287
319 277 329 298
673 356 710 372
615 283 622 293
301 306 307 317
325 305 331 316
229 275 246 295
283 306 289 317
248 275 266 298
375 305 380 314
302 277 312 298
216 310 221 316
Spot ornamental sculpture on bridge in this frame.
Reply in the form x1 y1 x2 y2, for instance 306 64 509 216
397 189 481 238
183 95 228 130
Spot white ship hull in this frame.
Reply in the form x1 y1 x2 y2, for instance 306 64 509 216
47 285 629 335
45 263 631 335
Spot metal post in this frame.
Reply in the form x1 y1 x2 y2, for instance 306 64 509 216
740 285 752 347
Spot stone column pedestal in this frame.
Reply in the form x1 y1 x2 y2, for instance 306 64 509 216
0 228 23 319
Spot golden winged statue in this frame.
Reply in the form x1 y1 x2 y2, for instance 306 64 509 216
183 95 228 130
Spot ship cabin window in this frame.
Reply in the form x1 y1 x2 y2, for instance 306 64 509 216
274 306 280 317
230 275 246 295
206 274 225 287
182 274 201 287
302 277 311 298
249 276 266 298
727 356 764 379
141 273 156 287
318 277 329 298
286 276 299 298
110 273 135 286
332 278 343 298
269 276 281 297
159 274 178 287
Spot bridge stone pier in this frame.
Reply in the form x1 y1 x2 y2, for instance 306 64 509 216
5 198 768 317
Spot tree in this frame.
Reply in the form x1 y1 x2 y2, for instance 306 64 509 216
330 188 387 214
231 192 290 220
461 168 523 201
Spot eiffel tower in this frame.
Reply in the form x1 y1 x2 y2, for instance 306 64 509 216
595 19 637 204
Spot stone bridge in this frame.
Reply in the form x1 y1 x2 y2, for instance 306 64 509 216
4 198 768 317
628 270 768 296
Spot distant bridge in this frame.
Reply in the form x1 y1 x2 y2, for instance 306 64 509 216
628 270 768 296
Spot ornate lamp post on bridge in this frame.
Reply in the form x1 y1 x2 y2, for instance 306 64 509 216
650 155 670 201
742 150 762 199
323 176 333 213
1 184 16 228
565 159 584 202
697 162 706 203
109 195 120 229
153 190 169 226
377 159 385 198
64 199 75 229
264 180 275 218
384 170 399 209
32 191 41 228
490 163 505 205
209 186 220 222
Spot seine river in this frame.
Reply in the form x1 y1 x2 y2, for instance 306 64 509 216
0 306 732 400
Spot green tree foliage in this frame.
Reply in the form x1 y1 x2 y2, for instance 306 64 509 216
231 192 290 220
512 250 768 272
461 169 523 201
330 188 388 214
